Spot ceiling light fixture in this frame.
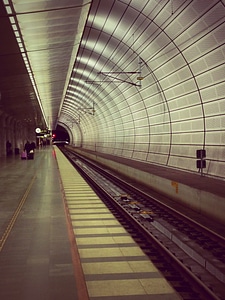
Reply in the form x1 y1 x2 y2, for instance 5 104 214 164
3 1 48 127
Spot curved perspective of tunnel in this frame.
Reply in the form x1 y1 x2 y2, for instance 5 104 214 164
1 0 225 180
62 0 225 179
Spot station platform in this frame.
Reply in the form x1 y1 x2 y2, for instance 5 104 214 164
0 147 79 300
0 146 182 300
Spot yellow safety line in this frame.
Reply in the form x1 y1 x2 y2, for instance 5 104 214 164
55 148 90 300
0 174 36 252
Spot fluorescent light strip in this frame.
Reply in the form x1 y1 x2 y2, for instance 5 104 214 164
4 1 48 127
16 36 22 43
9 16 15 23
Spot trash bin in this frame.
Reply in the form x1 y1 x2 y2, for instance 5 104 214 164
27 150 34 160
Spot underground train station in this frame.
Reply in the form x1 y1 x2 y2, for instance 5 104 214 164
0 1 225 299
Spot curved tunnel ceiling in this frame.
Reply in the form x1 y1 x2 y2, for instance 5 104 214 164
60 0 225 178
3 0 225 178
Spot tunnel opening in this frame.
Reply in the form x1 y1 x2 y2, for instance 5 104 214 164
52 125 70 145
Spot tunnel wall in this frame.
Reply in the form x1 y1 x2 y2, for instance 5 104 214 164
66 0 225 181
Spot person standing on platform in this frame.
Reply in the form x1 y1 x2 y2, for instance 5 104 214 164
24 141 31 156
6 140 12 156
30 141 36 152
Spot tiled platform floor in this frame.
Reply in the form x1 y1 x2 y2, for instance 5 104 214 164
55 147 182 300
0 148 79 300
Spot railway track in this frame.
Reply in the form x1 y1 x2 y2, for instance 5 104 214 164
61 146 225 300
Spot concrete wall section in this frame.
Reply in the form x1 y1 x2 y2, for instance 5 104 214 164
0 111 36 157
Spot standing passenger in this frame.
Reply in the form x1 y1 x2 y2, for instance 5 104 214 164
30 142 36 152
24 141 30 156
6 140 12 156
